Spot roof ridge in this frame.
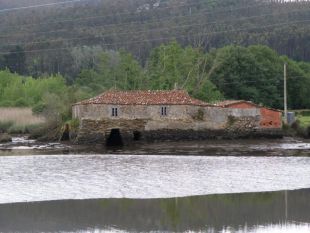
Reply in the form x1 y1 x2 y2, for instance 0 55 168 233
74 89 210 106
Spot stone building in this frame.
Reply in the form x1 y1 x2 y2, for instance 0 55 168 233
214 100 282 129
72 90 270 145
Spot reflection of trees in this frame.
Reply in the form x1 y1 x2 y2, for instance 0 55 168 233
161 198 181 231
1 189 310 232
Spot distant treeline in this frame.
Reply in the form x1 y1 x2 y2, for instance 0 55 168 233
0 43 309 119
0 0 309 81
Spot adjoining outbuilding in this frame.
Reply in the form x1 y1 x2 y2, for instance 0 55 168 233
72 90 282 145
214 100 282 129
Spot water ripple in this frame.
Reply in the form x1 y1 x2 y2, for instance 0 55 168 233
1 154 310 204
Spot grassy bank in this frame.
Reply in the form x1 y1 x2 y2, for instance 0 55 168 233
0 107 45 134
298 116 310 128
295 110 310 128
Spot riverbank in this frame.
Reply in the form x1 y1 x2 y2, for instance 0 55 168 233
0 136 309 157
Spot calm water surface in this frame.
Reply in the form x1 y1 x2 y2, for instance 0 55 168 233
0 137 309 232
0 189 310 232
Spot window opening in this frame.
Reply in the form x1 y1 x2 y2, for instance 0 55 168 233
112 107 118 117
161 106 167 116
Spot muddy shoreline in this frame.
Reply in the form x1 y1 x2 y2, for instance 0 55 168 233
0 136 309 157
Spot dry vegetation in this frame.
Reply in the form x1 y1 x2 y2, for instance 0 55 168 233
0 108 45 134
0 108 45 125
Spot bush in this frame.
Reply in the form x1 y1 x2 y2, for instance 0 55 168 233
14 98 28 107
0 121 14 133
291 120 300 130
29 119 62 141
8 125 25 134
282 122 290 130
70 118 80 130
0 100 15 107
32 102 47 115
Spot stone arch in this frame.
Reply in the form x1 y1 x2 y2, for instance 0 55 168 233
106 128 123 147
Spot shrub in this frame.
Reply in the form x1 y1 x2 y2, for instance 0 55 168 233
29 119 62 141
0 100 15 107
282 122 290 131
8 124 25 134
70 118 80 130
0 121 14 133
14 98 28 107
291 120 300 130
32 102 47 115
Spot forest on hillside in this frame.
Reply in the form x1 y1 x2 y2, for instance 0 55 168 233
0 0 309 81
1 43 310 116
0 0 310 118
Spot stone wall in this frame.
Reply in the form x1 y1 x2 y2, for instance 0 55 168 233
74 106 264 144
72 104 193 121
73 104 260 129
75 118 147 144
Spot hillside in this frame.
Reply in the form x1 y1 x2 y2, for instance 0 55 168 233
0 0 309 80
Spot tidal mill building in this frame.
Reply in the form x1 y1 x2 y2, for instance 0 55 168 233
72 90 282 145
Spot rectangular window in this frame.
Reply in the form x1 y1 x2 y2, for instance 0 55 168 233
112 107 118 117
161 106 167 116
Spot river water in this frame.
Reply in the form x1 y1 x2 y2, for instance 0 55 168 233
0 137 310 232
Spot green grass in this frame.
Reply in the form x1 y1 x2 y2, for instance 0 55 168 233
297 115 310 128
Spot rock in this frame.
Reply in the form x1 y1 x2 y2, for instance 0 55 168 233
0 133 12 143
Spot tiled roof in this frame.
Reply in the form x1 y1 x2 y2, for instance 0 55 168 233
214 100 282 112
74 90 210 106
214 100 255 107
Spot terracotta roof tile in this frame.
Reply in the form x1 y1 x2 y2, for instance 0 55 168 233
214 100 282 112
214 100 254 107
74 90 211 106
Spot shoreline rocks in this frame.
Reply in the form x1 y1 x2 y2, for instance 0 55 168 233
0 133 12 143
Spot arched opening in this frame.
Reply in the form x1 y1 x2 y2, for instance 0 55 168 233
133 131 142 141
106 129 123 147
60 123 70 141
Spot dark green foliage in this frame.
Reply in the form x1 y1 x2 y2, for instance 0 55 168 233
32 102 47 115
75 50 145 95
3 46 27 75
0 71 69 108
300 111 310 117
146 42 224 102
207 45 310 109
14 98 28 107
0 0 309 80
0 41 310 143
0 121 14 133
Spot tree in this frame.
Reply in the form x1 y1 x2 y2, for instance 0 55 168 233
146 41 223 102
3 46 27 75
206 45 310 109
76 50 145 94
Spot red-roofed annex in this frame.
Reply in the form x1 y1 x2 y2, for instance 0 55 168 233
214 100 282 128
